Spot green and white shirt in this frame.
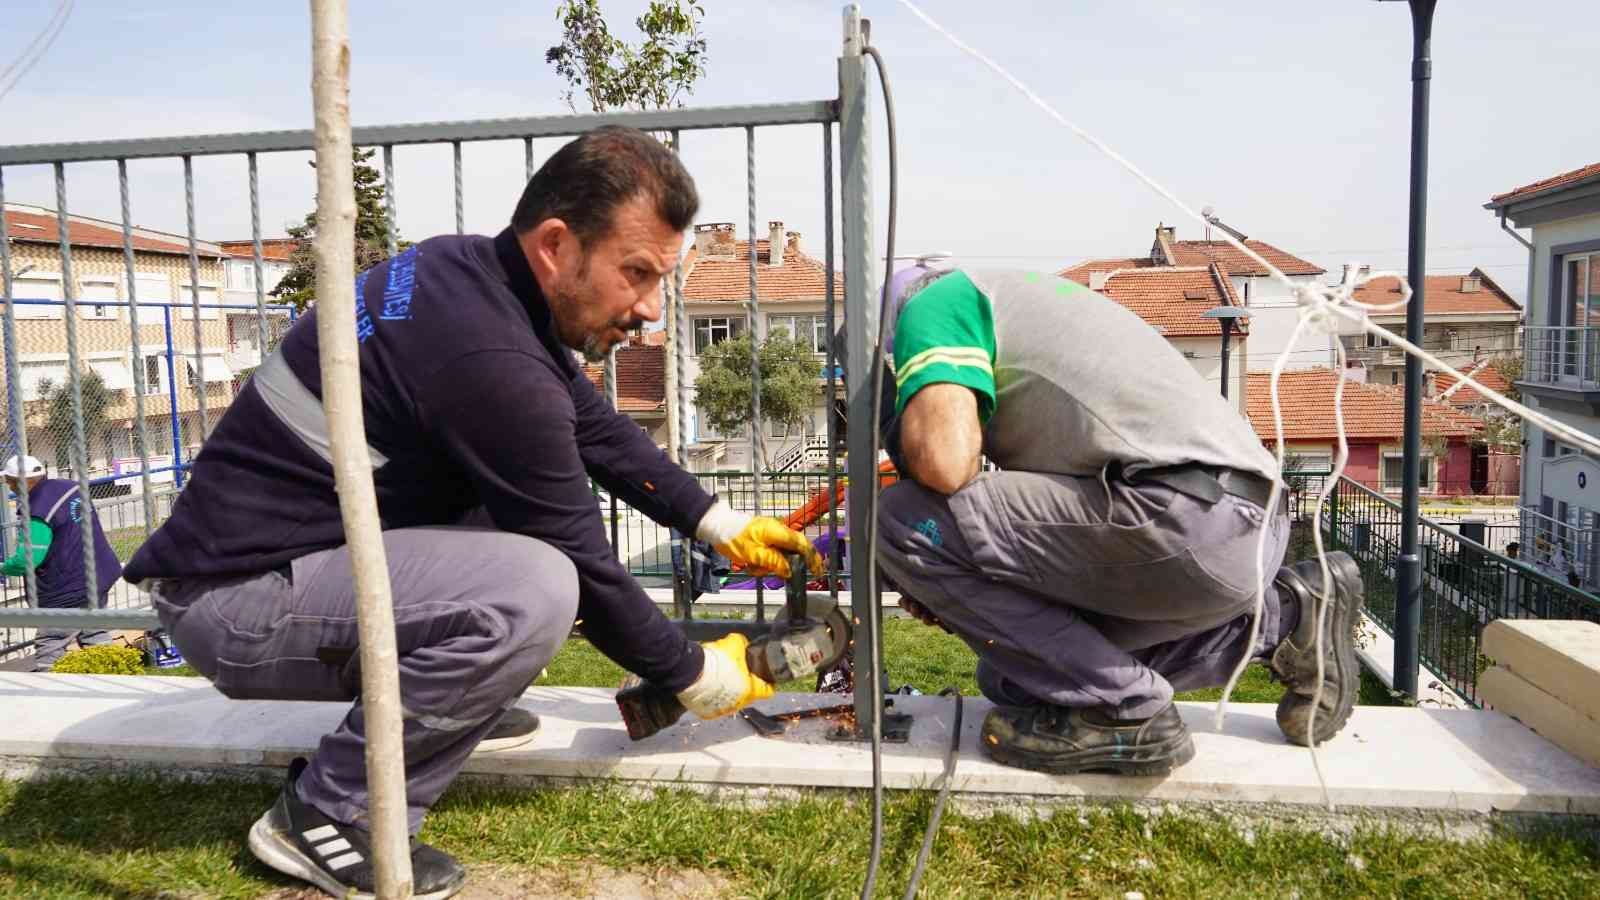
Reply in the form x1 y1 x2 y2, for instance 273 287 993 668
890 268 1278 481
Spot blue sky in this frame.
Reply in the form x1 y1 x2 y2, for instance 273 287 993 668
3 1 1597 301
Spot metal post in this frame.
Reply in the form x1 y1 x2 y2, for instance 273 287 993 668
523 137 534 182
250 153 270 358
310 0 413 895
452 140 464 235
0 165 40 607
667 128 692 621
163 306 183 487
1218 322 1232 400
382 145 399 257
118 159 156 532
182 156 210 449
840 4 880 727
822 120 839 603
1395 0 1436 698
54 164 99 601
746 124 767 622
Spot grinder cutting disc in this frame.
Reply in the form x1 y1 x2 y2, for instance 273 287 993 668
765 592 853 680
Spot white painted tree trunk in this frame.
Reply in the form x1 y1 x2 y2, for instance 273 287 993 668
308 1 413 896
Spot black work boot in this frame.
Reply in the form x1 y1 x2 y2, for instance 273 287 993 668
979 702 1194 775
248 758 466 900
1268 551 1366 747
474 706 541 753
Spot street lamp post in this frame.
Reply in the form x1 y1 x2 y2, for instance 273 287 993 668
1378 0 1436 698
1202 305 1252 401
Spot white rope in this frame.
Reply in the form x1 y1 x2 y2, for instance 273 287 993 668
894 0 1600 811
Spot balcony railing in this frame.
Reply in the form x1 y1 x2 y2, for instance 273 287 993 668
1524 325 1600 389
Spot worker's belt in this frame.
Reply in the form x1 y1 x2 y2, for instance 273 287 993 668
1129 463 1284 513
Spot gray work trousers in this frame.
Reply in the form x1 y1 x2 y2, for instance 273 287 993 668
31 592 111 672
151 523 579 833
876 470 1292 720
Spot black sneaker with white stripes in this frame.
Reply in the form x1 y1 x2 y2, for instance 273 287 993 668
248 758 465 900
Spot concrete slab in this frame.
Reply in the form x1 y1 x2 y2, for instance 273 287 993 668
1480 666 1600 769
6 674 1600 818
1483 620 1600 722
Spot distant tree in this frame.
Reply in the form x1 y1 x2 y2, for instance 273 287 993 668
270 148 402 312
39 370 112 473
694 328 820 470
545 0 708 121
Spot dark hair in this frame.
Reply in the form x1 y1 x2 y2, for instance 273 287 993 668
510 126 698 245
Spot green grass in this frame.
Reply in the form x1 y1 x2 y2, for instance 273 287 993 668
2 775 1597 899
103 525 147 563
544 616 1401 706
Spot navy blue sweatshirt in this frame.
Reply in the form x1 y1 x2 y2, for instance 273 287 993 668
126 229 712 691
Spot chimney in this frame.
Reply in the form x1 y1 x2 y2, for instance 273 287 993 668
693 222 736 257
786 231 801 257
693 223 719 256
1460 274 1481 293
1089 271 1111 291
768 220 784 267
1152 224 1176 265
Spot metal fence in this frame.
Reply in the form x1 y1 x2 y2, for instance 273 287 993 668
1525 324 1600 388
0 7 879 694
1320 474 1600 705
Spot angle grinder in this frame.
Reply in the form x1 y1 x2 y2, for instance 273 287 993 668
615 551 852 741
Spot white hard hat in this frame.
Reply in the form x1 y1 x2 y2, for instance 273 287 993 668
2 455 45 479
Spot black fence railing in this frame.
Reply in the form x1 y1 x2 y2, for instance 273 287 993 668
1320 475 1600 706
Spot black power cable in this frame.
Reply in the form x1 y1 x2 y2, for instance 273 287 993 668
857 41 965 900
858 41 897 900
903 689 963 900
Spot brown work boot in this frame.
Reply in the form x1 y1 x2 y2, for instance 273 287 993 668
1268 551 1366 746
979 702 1194 776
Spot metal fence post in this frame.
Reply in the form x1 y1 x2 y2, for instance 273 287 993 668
839 3 880 729
163 306 184 488
0 165 40 607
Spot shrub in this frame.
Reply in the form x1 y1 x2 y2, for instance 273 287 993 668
51 645 146 675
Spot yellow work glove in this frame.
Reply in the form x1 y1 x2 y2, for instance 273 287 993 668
676 633 775 719
695 500 824 579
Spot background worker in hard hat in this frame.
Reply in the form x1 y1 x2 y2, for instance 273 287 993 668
123 126 819 900
872 265 1365 776
2 454 119 671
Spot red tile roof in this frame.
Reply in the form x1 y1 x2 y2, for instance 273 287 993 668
1247 368 1483 442
1080 263 1246 338
1490 160 1600 206
1059 257 1158 283
1428 361 1514 408
582 344 666 415
5 208 223 257
1060 240 1324 281
1168 240 1325 277
1351 269 1521 316
218 239 298 262
682 239 843 302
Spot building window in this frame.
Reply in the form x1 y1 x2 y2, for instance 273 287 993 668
78 277 122 320
1382 453 1434 492
693 316 746 354
177 284 222 320
1285 453 1332 473
1365 331 1385 348
143 356 165 396
1390 371 1399 385
19 360 67 401
8 274 64 319
768 314 829 354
